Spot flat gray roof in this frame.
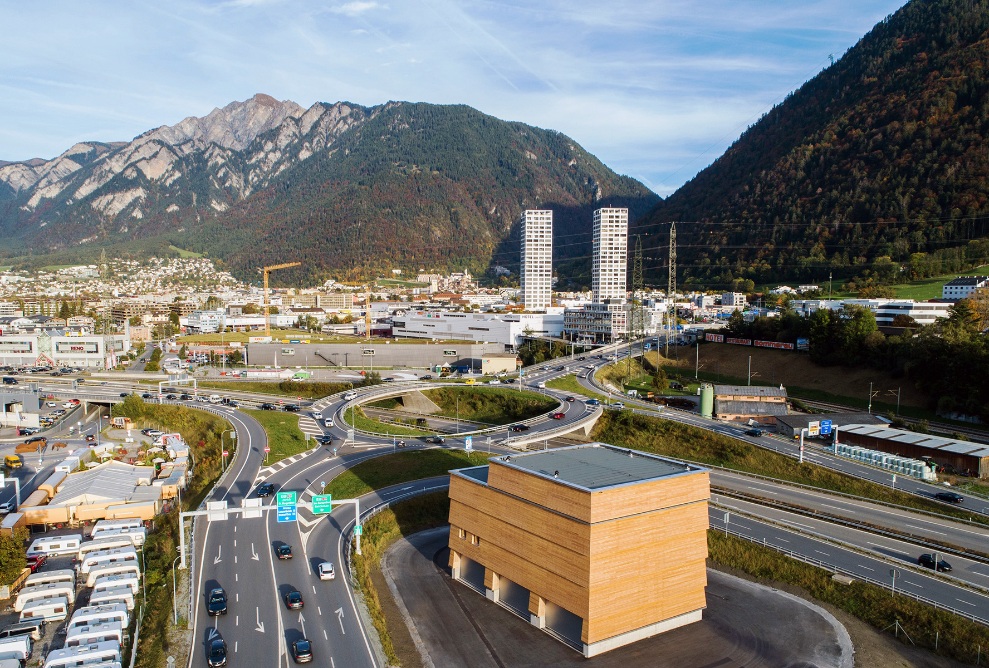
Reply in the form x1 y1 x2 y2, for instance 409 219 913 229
840 424 989 458
491 443 704 491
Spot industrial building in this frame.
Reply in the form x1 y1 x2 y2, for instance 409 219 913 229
711 384 788 426
775 412 884 440
942 276 989 301
837 424 989 479
0 331 130 369
520 210 553 312
448 443 709 657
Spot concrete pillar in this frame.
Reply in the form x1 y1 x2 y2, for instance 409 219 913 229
448 549 461 580
528 592 546 629
484 569 500 602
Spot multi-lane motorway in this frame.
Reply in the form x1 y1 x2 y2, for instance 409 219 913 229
4 353 989 665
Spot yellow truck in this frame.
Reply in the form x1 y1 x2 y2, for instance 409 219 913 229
4 454 23 469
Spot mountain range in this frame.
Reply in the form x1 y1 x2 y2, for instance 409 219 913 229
0 95 656 285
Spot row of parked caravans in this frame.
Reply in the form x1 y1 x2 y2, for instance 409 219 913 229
25 520 146 560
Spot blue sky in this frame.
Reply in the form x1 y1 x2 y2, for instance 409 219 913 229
1 0 906 196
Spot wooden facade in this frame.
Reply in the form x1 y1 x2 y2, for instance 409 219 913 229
448 444 709 656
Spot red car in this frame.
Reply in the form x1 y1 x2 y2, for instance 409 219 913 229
552 412 565 420
26 554 47 573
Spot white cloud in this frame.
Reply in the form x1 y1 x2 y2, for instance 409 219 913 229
329 1 382 17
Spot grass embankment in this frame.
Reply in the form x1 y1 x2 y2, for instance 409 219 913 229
196 379 353 400
591 410 989 526
243 409 309 464
348 387 557 436
710 532 989 664
545 374 609 402
352 492 451 667
325 449 493 498
109 397 232 667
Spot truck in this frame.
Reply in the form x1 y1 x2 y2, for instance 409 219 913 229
4 455 22 470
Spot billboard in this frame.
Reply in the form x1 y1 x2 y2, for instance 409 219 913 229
55 341 99 353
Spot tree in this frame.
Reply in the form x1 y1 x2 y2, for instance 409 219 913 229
242 303 260 315
204 295 223 310
724 310 746 336
169 311 180 327
652 365 669 393
0 528 28 585
228 349 244 366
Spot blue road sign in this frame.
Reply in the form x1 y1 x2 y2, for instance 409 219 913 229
820 419 833 435
277 504 298 523
464 436 473 451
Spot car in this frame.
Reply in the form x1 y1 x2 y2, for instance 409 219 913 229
207 637 227 667
119 392 129 398
918 553 952 572
317 561 336 580
577 356 586 361
69 399 80 405
291 638 314 663
420 375 433 381
61 401 74 409
318 436 335 446
180 394 192 401
382 377 395 382
45 401 57 407
256 483 275 497
745 428 764 437
586 398 600 405
207 587 228 616
610 402 625 409
52 409 66 416
284 589 304 609
166 394 177 400
552 412 565 420
26 554 47 573
0 501 13 515
510 424 530 432
260 403 277 410
565 396 575 402
283 404 301 412
276 544 293 560
141 393 153 399
934 491 964 503
424 436 445 444
487 379 501 385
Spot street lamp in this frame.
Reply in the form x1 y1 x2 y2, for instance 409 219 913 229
456 394 460 434
867 381 880 414
171 554 181 624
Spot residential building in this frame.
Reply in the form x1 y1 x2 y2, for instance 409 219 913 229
520 209 553 311
591 208 628 302
721 292 746 309
448 443 710 656
942 276 989 302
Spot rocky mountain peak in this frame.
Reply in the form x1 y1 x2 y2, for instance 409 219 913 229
140 93 305 151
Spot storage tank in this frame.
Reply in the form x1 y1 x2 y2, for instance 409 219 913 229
699 384 714 419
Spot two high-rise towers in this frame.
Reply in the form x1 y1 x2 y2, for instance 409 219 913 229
520 207 628 311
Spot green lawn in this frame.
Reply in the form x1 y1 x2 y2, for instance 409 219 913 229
167 245 203 258
243 408 310 463
324 449 493 498
545 374 609 401
343 406 435 437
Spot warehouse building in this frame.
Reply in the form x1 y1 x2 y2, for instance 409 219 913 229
448 443 709 657
837 424 989 479
713 384 789 426
775 412 884 440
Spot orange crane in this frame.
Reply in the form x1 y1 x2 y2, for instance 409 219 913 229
263 262 301 337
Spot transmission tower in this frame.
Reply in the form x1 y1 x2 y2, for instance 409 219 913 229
665 222 677 358
632 236 644 355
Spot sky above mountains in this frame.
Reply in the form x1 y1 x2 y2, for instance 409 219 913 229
2 0 906 196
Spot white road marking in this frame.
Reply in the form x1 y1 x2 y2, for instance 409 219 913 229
906 524 945 535
318 606 322 615
857 565 875 572
957 598 976 607
236 615 239 626
336 607 346 634
814 550 830 556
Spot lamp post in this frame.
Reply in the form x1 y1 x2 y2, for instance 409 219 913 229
171 555 181 624
867 381 880 414
695 342 700 380
456 394 460 434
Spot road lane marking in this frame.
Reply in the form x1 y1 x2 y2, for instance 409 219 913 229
902 581 922 589
957 599 976 607
776 538 789 543
255 606 265 633
214 545 222 564
323 629 328 640
234 539 237 547
236 615 239 626
234 555 237 564
335 607 347 634
906 524 945 535
857 565 875 572
814 550 830 556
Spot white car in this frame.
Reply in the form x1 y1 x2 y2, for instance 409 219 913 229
0 502 13 515
62 402 74 409
324 418 334 428
317 561 336 580
46 401 57 407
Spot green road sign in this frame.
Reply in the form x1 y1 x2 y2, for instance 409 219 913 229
276 491 297 506
354 524 363 536
312 494 333 514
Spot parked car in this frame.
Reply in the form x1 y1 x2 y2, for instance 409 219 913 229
284 590 304 609
45 401 57 408
934 491 964 503
0 501 13 515
276 544 293 560
291 638 314 663
207 587 228 616
317 561 336 580
552 412 565 420
256 483 275 497
918 554 952 572
26 554 47 573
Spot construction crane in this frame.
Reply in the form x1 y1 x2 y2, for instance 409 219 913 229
262 262 301 337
